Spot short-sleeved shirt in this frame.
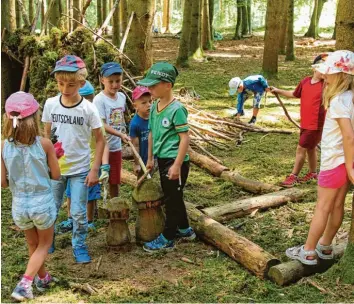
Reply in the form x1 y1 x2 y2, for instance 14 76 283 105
293 77 325 130
93 91 127 152
148 99 189 161
320 90 354 171
129 114 149 165
42 95 102 176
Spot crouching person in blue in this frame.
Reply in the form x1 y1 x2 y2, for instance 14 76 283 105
229 75 270 124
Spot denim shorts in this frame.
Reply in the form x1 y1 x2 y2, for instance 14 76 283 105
12 192 56 230
66 182 101 202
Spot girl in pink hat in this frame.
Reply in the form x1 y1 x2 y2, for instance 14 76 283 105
286 50 354 265
1 92 60 301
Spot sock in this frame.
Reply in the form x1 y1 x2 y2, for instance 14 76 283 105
178 227 190 234
38 272 50 280
20 275 33 286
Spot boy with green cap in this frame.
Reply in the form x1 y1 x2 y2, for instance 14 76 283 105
138 62 196 252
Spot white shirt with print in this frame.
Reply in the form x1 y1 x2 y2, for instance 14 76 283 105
320 90 354 171
42 95 102 176
93 91 127 152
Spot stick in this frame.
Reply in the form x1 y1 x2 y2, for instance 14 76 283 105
119 12 135 53
273 93 300 129
16 0 30 27
137 169 152 187
127 141 151 179
82 0 93 17
95 0 120 41
69 282 98 295
191 142 223 164
189 122 233 141
189 126 226 150
236 130 246 146
95 255 103 272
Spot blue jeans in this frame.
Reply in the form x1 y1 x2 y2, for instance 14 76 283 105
236 91 263 114
51 171 89 249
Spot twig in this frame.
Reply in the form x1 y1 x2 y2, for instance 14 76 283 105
91 45 97 71
137 169 152 187
95 0 121 41
16 0 30 27
305 279 337 297
82 0 93 17
119 11 135 53
236 130 246 146
69 282 98 295
191 142 223 164
189 127 226 150
181 257 195 264
273 93 300 129
120 88 134 110
95 255 103 272
121 84 133 93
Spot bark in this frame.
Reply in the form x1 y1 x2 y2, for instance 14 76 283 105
234 0 242 40
285 0 295 61
120 0 128 35
332 4 338 40
202 188 307 222
121 168 137 187
48 0 60 28
97 0 102 27
5 0 17 32
29 0 34 22
335 0 354 50
241 0 248 36
189 148 228 177
112 0 120 46
278 0 289 55
125 0 154 74
304 0 327 38
209 0 214 39
186 202 280 278
262 0 285 77
268 243 346 285
72 0 80 30
162 0 170 33
15 0 21 28
189 0 203 60
247 0 251 34
176 0 193 67
202 0 212 50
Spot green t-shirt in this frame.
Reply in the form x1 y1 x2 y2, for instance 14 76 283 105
148 99 189 161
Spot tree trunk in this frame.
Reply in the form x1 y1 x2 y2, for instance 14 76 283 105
126 0 154 74
29 0 35 22
120 0 128 35
278 0 289 55
186 202 280 278
176 0 193 67
15 0 21 28
162 0 170 33
112 0 120 46
48 0 61 29
268 243 346 285
202 188 307 222
41 0 46 33
241 0 248 35
102 0 107 22
285 0 295 61
304 0 327 38
234 0 242 40
262 0 284 77
335 0 354 50
189 0 203 60
247 0 251 34
97 0 102 27
209 0 214 39
202 0 212 50
6 0 17 32
332 3 338 40
72 0 80 30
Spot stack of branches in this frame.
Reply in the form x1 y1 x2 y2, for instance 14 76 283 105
177 90 293 164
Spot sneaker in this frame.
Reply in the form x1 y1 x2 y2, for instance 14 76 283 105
34 274 57 292
176 227 196 241
315 242 334 260
299 172 317 184
57 218 73 233
73 246 91 264
248 116 257 125
286 245 318 265
11 283 33 302
143 234 175 253
281 174 299 188
88 222 96 231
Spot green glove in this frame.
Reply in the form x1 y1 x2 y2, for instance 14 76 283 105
99 164 110 183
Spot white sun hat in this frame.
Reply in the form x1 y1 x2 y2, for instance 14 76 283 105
229 77 242 96
312 50 354 75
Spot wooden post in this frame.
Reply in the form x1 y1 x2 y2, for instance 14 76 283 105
119 11 134 53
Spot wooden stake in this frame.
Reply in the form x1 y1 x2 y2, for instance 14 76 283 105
119 11 134 53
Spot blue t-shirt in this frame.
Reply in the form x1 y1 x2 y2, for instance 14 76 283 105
129 114 149 165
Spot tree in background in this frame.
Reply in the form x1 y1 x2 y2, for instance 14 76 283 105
209 0 214 39
202 0 213 50
72 0 80 30
278 0 289 55
285 0 295 61
48 0 61 29
15 0 21 28
120 0 128 35
2 0 17 32
97 0 102 26
247 0 251 35
234 0 242 39
176 0 192 67
189 0 203 60
304 0 328 38
163 0 170 33
241 0 248 36
335 0 354 50
29 0 35 22
112 0 120 46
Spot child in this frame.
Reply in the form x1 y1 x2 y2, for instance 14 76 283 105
129 86 152 175
137 62 196 252
271 54 327 187
1 92 60 301
58 80 110 233
42 55 105 263
229 74 270 124
93 62 130 198
286 50 354 265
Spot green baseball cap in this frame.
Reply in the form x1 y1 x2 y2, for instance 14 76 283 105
137 62 179 87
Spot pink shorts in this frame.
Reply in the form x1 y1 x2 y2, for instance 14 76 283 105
318 163 352 189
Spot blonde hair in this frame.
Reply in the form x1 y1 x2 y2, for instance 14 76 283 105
2 111 42 145
54 68 88 82
323 73 354 109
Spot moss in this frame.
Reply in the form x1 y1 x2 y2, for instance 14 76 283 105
102 197 131 212
19 35 38 57
132 176 164 203
326 243 354 284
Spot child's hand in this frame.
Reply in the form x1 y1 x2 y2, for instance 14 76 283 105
133 164 141 176
270 86 279 94
85 169 99 187
146 159 154 171
265 87 271 93
167 163 180 180
121 134 131 143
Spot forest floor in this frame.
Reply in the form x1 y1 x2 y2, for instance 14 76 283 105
2 32 353 303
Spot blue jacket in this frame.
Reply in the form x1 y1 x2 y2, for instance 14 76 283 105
238 75 268 103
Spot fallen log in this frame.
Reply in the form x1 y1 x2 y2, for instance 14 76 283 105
185 202 280 278
121 168 137 187
202 188 307 222
268 242 347 285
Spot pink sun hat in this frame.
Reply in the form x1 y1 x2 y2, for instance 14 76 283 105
312 50 354 75
132 86 150 101
5 91 40 128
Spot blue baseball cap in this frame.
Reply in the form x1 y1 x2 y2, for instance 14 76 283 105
100 62 122 77
79 80 95 96
52 55 86 74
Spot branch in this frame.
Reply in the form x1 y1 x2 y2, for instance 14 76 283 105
95 0 120 41
40 0 55 36
82 0 93 16
273 93 300 129
119 12 135 53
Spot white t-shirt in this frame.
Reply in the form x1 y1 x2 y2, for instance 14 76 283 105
93 91 127 152
320 90 354 171
42 95 102 176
